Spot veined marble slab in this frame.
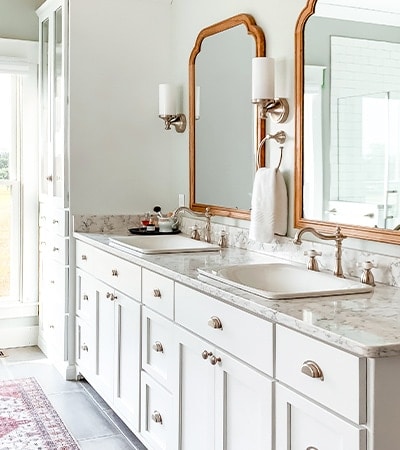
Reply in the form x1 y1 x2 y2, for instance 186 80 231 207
74 231 400 358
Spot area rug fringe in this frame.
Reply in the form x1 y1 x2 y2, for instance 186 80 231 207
0 377 79 449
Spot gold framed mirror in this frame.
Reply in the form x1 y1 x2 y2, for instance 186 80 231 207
295 0 400 244
189 14 265 220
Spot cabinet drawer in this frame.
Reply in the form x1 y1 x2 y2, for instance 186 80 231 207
40 228 69 265
142 307 176 392
142 269 174 319
39 204 69 236
76 269 97 321
76 240 141 300
276 325 366 424
140 371 175 450
175 283 273 375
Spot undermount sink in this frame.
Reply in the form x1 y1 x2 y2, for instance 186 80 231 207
109 235 220 255
198 263 373 300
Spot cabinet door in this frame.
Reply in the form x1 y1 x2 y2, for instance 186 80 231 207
175 326 215 450
214 349 273 450
276 384 366 450
114 293 141 432
93 282 115 404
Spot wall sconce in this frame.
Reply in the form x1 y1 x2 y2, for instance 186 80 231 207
158 84 186 133
251 57 289 123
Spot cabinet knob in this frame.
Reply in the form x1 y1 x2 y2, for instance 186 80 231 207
153 288 161 298
83 294 89 301
111 269 118 277
106 292 117 301
151 410 163 424
53 247 59 252
46 175 53 181
210 355 221 365
49 324 55 329
81 255 87 260
52 219 59 224
301 360 324 381
208 316 223 330
81 344 88 352
201 350 213 360
152 341 164 353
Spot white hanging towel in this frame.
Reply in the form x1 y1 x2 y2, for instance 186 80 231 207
249 167 288 243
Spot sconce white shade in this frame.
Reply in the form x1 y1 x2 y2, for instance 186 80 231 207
159 83 177 116
195 85 200 119
252 57 275 101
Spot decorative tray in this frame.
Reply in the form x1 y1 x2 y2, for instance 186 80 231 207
128 228 181 236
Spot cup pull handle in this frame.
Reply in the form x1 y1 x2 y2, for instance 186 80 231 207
301 360 324 381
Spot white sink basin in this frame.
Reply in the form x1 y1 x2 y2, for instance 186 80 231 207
198 263 373 299
109 235 220 254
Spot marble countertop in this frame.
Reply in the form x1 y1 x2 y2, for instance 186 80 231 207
74 232 400 358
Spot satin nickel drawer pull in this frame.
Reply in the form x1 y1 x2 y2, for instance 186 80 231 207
111 269 118 277
81 255 87 260
153 288 161 298
210 355 221 365
81 344 88 352
306 447 319 450
301 360 324 381
152 341 164 353
151 411 163 424
83 294 89 301
208 316 223 329
53 247 59 252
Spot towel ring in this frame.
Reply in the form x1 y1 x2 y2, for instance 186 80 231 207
256 130 286 171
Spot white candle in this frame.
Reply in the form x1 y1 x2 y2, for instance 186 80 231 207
159 84 176 116
252 57 275 101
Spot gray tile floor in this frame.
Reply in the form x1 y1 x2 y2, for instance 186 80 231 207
0 346 147 450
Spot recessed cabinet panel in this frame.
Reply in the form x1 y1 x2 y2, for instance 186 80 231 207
276 324 366 424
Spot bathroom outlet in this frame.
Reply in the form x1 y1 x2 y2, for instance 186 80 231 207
178 194 185 207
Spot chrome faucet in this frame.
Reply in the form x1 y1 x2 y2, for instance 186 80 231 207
293 226 347 278
172 206 212 243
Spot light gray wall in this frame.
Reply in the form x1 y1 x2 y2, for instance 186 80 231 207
0 0 45 41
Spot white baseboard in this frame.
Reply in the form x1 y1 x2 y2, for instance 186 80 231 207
0 325 38 348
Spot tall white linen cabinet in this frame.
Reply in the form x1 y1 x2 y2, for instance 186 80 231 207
36 0 170 379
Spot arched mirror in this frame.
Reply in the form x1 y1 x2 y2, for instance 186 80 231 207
189 14 265 220
295 0 400 244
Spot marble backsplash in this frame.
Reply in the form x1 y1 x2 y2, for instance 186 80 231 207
73 214 400 288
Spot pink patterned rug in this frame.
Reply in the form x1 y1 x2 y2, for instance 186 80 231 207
0 377 79 449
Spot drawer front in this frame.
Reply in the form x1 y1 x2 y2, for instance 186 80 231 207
275 325 366 423
175 283 273 375
142 269 174 319
140 371 175 450
40 259 69 313
76 317 96 376
40 228 69 265
39 204 69 236
76 269 97 321
142 307 176 392
76 240 141 300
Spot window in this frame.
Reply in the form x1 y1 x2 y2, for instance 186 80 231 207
0 39 38 318
0 73 20 301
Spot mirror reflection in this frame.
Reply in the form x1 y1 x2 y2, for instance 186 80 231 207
189 14 265 219
296 0 400 242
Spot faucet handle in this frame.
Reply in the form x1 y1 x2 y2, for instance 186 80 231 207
190 225 201 240
360 260 376 286
304 249 322 272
